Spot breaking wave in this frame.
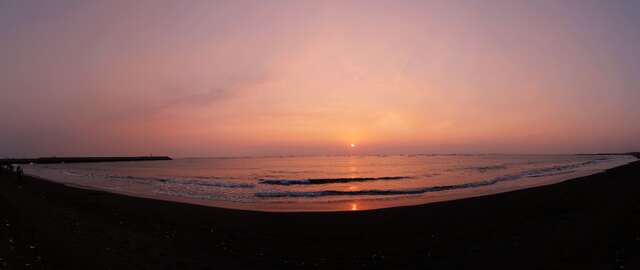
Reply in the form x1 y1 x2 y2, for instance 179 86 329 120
63 170 87 177
108 175 255 189
255 160 605 198
258 176 411 185
449 164 508 173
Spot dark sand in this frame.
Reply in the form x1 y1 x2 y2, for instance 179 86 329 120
1 158 640 269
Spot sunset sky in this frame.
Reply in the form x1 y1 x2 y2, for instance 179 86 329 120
2 0 639 157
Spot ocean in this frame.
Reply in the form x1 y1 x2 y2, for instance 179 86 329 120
22 154 637 212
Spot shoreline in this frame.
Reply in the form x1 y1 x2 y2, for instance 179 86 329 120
2 157 640 268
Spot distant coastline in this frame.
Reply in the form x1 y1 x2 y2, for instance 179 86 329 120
3 153 636 165
0 156 172 165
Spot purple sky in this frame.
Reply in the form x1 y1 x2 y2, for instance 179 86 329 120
1 0 639 157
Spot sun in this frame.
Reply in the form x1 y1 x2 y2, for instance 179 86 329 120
350 143 356 148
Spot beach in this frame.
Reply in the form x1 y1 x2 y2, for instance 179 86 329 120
1 156 639 269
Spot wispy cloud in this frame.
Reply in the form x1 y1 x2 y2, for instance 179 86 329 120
100 87 234 124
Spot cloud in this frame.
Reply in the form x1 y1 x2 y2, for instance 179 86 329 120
98 87 233 124
157 87 232 110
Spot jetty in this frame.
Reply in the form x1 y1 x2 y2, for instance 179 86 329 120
0 156 172 165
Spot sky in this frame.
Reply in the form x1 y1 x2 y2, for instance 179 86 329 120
1 0 639 157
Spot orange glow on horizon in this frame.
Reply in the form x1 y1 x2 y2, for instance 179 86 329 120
350 203 358 211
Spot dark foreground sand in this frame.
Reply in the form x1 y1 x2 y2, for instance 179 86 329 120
2 157 640 269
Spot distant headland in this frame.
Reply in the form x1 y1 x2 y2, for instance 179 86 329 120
0 156 172 164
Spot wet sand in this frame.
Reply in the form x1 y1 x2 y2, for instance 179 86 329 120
1 156 640 269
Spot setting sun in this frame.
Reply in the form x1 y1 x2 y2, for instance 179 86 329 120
350 143 356 148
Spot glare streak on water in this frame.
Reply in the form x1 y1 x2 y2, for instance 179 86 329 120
21 154 637 212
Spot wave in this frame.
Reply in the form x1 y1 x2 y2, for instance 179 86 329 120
527 170 575 178
63 170 86 177
255 178 511 198
474 165 508 173
258 176 411 186
108 175 255 189
448 164 508 173
167 178 255 189
256 160 605 198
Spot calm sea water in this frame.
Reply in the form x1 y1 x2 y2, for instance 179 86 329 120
23 154 637 212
